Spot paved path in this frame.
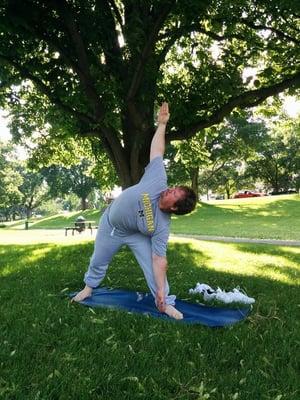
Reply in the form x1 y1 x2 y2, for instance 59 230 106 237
0 229 96 244
170 234 300 247
1 229 299 246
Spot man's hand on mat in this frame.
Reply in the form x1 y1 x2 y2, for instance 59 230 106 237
164 305 184 320
155 290 166 313
71 285 93 303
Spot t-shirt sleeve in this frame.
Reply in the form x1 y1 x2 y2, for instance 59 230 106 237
139 156 167 192
151 225 170 257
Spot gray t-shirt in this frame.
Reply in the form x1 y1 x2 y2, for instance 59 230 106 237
108 156 170 256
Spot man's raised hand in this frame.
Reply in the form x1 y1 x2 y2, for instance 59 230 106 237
157 102 170 125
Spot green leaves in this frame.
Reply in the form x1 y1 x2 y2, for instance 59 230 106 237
0 0 299 186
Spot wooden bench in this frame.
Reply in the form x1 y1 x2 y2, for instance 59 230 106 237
65 222 98 236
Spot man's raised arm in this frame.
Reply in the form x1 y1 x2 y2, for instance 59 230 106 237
150 102 170 162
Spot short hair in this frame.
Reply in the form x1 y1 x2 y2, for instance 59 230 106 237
173 186 197 215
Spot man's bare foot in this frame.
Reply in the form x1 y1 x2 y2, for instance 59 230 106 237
71 286 93 303
165 304 183 320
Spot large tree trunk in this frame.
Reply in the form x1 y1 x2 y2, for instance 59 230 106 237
103 102 156 189
105 134 153 189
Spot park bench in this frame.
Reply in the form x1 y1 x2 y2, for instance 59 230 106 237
65 216 98 236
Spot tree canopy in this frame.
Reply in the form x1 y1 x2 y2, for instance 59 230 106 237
0 0 299 187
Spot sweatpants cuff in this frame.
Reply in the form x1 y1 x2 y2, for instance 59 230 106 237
84 276 99 289
165 294 176 306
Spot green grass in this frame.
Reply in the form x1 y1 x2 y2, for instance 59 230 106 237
1 194 299 399
5 194 300 240
5 209 101 230
1 237 299 399
171 194 300 240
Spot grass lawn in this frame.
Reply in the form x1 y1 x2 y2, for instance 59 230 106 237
1 236 299 399
3 194 300 240
171 194 300 240
3 209 101 230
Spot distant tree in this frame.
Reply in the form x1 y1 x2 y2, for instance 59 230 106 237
67 160 99 210
41 165 68 199
167 113 265 197
18 168 50 219
0 0 299 187
200 162 255 199
165 134 209 200
0 141 23 220
244 117 300 192
42 159 101 210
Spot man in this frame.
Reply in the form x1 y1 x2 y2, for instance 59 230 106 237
72 102 197 319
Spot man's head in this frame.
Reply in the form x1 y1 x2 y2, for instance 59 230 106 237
159 186 197 215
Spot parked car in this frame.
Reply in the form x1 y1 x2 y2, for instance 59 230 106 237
233 190 264 199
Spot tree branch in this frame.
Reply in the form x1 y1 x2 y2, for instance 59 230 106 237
95 0 125 79
51 0 106 120
5 3 113 122
159 21 247 43
158 15 299 66
126 1 174 100
169 72 300 141
157 22 252 66
107 0 124 33
240 18 300 45
0 53 94 126
6 1 128 182
205 160 227 181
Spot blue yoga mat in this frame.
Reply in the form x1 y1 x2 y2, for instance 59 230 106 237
70 287 251 327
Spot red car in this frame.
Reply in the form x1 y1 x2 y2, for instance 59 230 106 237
234 190 263 199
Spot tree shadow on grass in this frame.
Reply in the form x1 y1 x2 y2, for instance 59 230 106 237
253 197 300 217
230 242 300 283
0 240 298 308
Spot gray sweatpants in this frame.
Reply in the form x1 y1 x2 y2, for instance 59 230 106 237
84 208 176 305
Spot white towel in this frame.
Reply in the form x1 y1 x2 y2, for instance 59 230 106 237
189 283 255 305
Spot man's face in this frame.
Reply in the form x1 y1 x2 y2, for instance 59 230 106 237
159 187 185 212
